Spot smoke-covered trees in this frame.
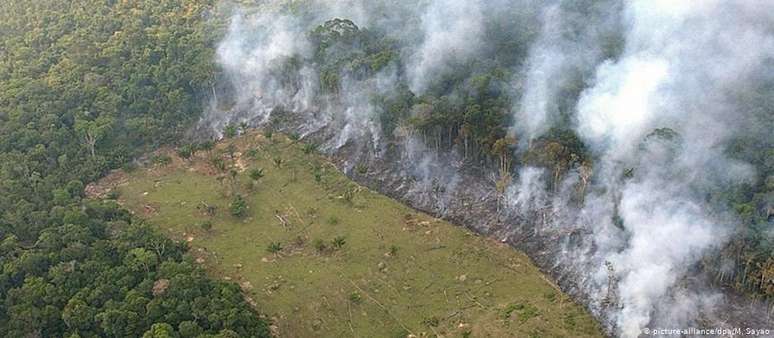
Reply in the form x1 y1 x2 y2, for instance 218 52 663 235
310 18 399 94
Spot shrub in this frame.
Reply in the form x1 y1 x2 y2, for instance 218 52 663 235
264 130 273 139
288 132 300 141
230 195 247 218
152 154 172 166
326 216 339 225
245 148 259 159
122 161 138 172
224 124 238 138
356 163 368 174
502 303 539 322
177 145 194 159
313 239 327 253
388 245 399 256
197 140 215 153
348 292 362 304
199 221 213 232
249 168 264 180
422 316 439 327
224 144 237 158
211 157 227 171
343 187 355 204
303 143 318 154
106 190 120 200
332 236 346 250
272 157 283 168
266 242 283 254
313 166 323 183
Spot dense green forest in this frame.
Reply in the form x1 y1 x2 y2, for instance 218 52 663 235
0 0 269 336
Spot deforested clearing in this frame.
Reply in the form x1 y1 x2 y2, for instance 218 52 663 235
95 131 600 337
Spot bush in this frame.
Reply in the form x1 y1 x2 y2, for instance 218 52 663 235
502 303 539 322
303 143 318 154
177 145 194 159
313 239 327 253
313 166 323 183
122 161 139 172
152 154 172 166
229 195 247 218
266 242 283 254
211 157 227 171
249 168 264 180
197 140 215 153
332 236 346 250
199 221 213 232
356 163 368 174
343 187 355 204
224 124 238 138
422 316 440 327
106 190 120 200
264 130 273 139
348 292 362 304
245 148 259 159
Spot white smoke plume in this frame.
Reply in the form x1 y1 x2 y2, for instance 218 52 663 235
573 0 773 335
203 1 773 336
405 0 485 94
206 9 317 134
506 167 548 215
510 0 624 143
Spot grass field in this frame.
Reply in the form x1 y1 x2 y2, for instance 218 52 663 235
95 131 600 337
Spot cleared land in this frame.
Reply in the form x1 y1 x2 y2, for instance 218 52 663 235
93 131 600 338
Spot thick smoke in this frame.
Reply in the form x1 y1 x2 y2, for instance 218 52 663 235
573 1 772 335
203 0 773 336
210 10 317 133
406 0 484 94
511 0 622 143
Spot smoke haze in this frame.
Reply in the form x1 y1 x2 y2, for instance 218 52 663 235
202 1 774 336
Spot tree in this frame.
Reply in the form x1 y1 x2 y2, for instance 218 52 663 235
75 113 114 159
178 321 203 338
491 136 517 176
62 298 96 332
125 248 158 273
97 309 142 337
0 1 272 336
142 323 176 338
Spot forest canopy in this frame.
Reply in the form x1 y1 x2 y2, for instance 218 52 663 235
0 0 269 337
